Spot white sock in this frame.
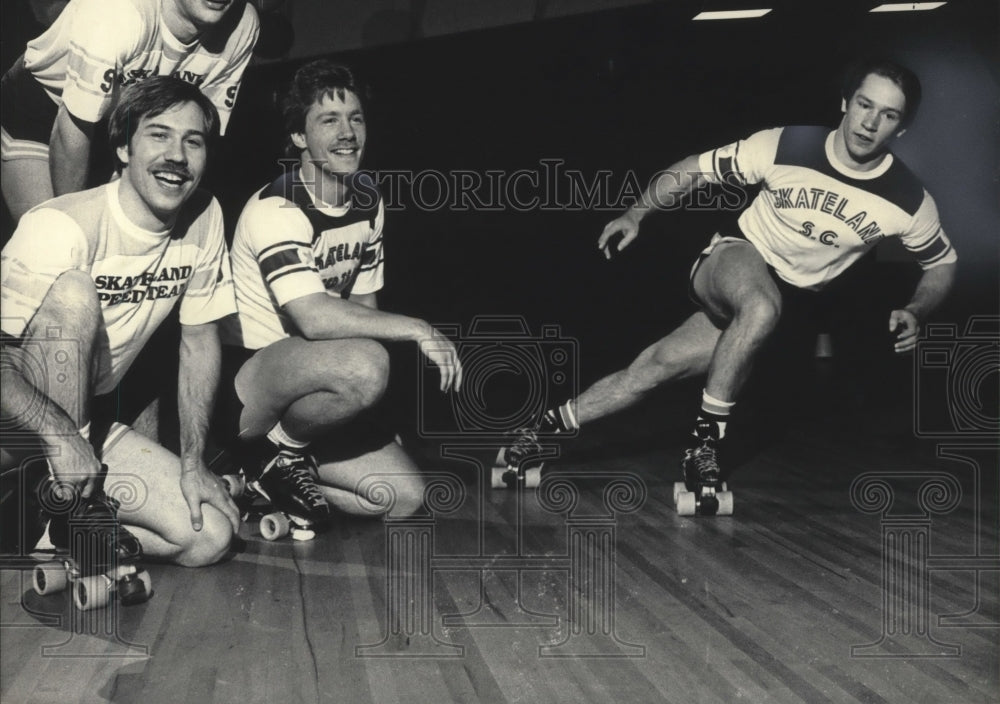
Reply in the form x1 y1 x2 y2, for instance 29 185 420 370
266 422 309 450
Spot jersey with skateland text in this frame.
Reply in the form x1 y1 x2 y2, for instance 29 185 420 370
224 168 386 350
697 126 956 290
23 0 259 132
0 181 236 395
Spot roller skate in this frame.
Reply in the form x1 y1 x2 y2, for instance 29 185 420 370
33 473 151 611
673 420 734 516
234 448 332 542
492 406 575 489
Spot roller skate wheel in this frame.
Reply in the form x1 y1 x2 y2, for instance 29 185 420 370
676 491 697 516
33 561 68 596
220 473 245 499
290 528 316 542
673 481 687 504
720 481 728 492
119 570 153 606
260 512 291 541
490 467 514 489
717 491 734 516
73 574 113 611
523 467 541 489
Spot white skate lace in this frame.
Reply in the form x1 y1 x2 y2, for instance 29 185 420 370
505 428 542 465
277 456 326 510
690 444 720 482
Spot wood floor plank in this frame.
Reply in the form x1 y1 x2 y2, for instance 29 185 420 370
2 400 997 704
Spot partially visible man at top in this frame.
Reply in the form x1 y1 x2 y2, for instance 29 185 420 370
1 0 259 223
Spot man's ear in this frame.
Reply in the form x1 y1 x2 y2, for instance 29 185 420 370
840 97 847 113
116 145 129 166
290 132 307 150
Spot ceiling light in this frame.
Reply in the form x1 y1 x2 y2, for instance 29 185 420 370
870 3 947 12
692 9 772 20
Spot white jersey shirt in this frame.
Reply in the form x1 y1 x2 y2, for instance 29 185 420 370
1 181 237 394
224 168 386 350
24 0 259 132
698 126 956 290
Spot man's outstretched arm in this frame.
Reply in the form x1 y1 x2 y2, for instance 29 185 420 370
598 154 707 256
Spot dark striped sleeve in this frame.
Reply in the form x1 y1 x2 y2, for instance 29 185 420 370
899 192 957 269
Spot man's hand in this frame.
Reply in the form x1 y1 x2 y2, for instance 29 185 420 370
49 437 102 500
179 463 241 534
598 210 642 259
418 327 463 393
889 308 920 353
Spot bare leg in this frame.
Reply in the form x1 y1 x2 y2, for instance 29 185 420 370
575 312 721 425
101 424 232 566
314 438 425 519
1 157 54 224
234 337 389 441
2 271 112 492
691 241 782 404
17 270 110 429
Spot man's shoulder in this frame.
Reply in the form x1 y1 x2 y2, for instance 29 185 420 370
771 125 829 165
26 185 111 234
235 176 310 241
876 152 928 217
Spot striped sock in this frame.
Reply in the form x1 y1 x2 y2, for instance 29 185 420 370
266 422 309 450
542 401 579 433
695 390 735 440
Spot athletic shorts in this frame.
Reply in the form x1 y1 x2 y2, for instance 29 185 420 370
687 230 802 310
0 57 57 162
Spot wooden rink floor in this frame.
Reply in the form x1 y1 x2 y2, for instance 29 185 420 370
2 397 998 704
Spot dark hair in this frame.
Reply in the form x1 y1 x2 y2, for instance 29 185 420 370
842 57 922 126
108 76 220 171
282 60 368 153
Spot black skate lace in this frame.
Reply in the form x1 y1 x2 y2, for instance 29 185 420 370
691 444 720 480
279 456 326 509
506 428 542 465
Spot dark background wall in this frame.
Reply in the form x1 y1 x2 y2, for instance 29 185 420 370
3 0 998 435
215 1 999 397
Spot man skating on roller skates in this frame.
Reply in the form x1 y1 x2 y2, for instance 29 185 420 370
497 57 957 514
221 60 462 534
1 78 242 599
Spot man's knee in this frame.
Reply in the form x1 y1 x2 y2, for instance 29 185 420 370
387 472 425 518
337 340 389 409
32 270 101 339
173 511 233 567
734 289 783 336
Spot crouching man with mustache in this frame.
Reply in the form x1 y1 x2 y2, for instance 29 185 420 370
1 76 241 570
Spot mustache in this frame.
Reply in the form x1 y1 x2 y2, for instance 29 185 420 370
151 164 194 180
